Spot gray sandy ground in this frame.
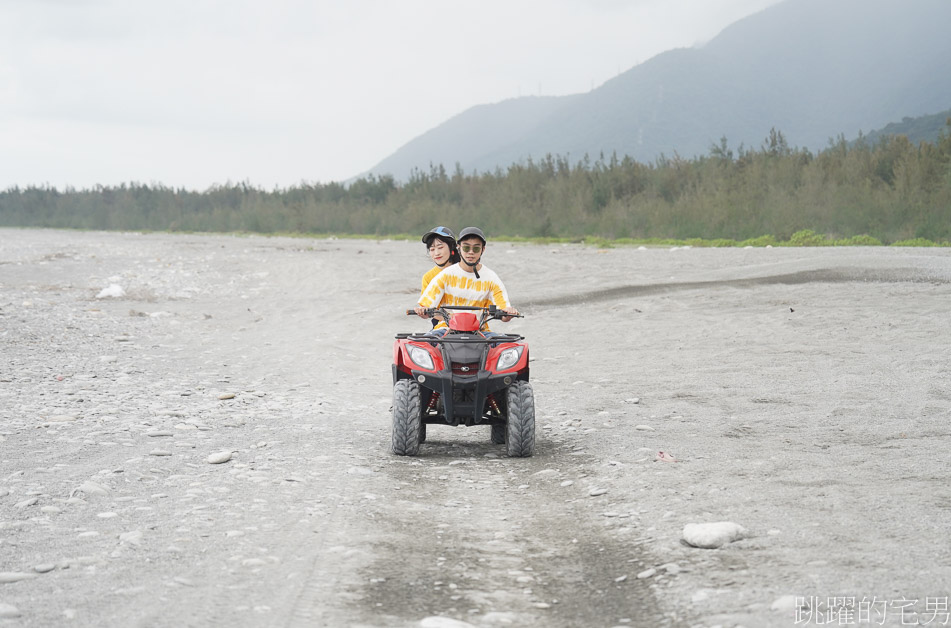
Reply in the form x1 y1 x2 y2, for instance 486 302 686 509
1 228 950 627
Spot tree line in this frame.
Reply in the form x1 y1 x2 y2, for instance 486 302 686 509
2 124 950 245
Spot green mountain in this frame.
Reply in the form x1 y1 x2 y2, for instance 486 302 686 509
367 0 951 180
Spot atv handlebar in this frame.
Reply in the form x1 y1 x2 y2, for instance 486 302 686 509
406 305 523 319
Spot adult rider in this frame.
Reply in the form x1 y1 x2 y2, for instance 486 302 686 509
415 227 519 333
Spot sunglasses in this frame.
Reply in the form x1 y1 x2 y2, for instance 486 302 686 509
460 244 482 253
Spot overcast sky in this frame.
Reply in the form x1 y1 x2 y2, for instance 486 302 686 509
1 0 783 191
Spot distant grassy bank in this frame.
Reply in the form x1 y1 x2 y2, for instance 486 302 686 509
3 126 950 245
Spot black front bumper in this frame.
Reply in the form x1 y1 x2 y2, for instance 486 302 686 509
411 369 517 426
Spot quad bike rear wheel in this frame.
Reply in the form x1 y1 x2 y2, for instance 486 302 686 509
392 380 422 455
505 381 535 457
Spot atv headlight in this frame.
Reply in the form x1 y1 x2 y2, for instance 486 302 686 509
408 345 434 370
496 347 522 371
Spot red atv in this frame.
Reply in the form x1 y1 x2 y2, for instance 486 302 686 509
392 305 535 457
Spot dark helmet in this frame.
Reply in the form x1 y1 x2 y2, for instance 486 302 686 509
458 226 486 245
421 226 455 246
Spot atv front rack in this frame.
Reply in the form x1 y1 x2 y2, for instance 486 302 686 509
395 332 524 343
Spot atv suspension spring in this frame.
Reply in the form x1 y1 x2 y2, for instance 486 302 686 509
487 394 500 415
427 392 440 412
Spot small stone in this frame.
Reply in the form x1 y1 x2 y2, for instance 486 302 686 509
0 572 35 583
636 568 656 579
34 564 57 574
218 393 236 400
615 575 628 582
589 488 608 497
420 617 478 628
207 451 233 464
146 430 175 437
149 450 173 457
119 530 144 546
0 603 21 619
15 497 38 509
74 480 110 497
772 595 800 612
634 424 654 431
560 480 574 487
682 522 748 549
96 284 125 298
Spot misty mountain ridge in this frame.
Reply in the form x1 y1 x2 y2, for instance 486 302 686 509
857 108 951 147
365 0 951 181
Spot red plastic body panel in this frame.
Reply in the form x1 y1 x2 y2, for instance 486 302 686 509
484 343 529 375
448 312 480 332
393 339 444 376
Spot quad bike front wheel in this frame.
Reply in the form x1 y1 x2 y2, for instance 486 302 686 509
490 424 506 444
392 379 422 455
505 381 535 457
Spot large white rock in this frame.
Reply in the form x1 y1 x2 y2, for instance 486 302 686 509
682 521 747 549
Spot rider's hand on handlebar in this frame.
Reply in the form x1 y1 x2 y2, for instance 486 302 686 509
414 305 429 318
501 306 519 322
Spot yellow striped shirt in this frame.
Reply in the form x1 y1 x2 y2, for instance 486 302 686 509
418 264 512 330
421 265 443 297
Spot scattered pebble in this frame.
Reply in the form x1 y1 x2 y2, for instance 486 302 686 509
772 595 800 612
207 451 233 464
96 284 125 299
420 617 477 628
119 530 144 546
74 481 110 497
0 603 21 619
589 488 608 497
682 522 748 549
636 568 656 579
0 572 36 583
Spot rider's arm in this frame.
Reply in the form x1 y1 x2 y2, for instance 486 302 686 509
490 278 518 320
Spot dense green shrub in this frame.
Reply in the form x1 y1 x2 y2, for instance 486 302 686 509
3 123 950 244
